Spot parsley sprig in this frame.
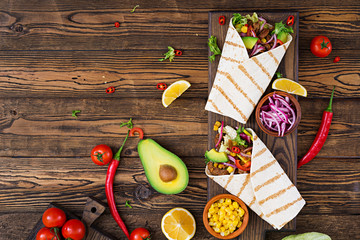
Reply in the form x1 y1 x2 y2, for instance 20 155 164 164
159 46 176 62
208 36 222 63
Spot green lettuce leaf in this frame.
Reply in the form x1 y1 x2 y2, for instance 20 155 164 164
272 21 294 35
208 36 221 62
245 12 259 23
232 13 247 31
282 232 331 240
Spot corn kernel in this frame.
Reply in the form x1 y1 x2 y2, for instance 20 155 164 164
225 207 231 214
213 215 219 222
229 226 236 232
208 212 211 218
219 215 224 221
241 26 248 33
227 166 234 173
220 227 226 232
214 121 221 127
233 220 239 227
216 223 222 229
229 205 234 210
261 38 267 43
209 221 216 226
225 198 232 204
230 152 236 157
213 125 219 131
232 201 239 209
214 227 221 233
224 230 230 236
238 208 245 217
218 164 224 169
219 199 224 203
209 208 215 214
223 220 227 225
237 221 243 228
230 214 236 220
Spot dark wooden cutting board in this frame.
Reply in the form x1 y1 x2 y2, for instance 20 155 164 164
26 197 115 240
208 11 299 240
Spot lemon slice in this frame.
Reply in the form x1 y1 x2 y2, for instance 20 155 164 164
162 80 191 107
161 207 196 240
272 78 307 97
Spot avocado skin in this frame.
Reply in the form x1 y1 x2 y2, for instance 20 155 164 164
205 149 229 163
241 36 259 49
137 139 189 195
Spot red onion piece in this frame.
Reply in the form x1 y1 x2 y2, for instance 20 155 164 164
244 147 253 152
265 34 274 44
239 151 251 158
240 32 247 37
215 121 224 148
259 17 267 31
223 162 237 168
270 33 277 50
227 155 236 163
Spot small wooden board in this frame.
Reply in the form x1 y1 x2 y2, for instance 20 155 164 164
26 197 115 240
208 11 299 240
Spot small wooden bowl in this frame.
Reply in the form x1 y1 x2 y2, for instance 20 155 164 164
203 194 249 239
255 91 301 137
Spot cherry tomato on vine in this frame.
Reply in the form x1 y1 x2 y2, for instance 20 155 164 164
130 228 151 240
42 208 66 228
310 36 332 58
36 227 60 240
91 144 113 165
62 219 86 240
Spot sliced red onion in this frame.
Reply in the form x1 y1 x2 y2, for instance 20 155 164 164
227 155 236 163
244 147 253 152
265 34 275 44
239 151 251 158
285 96 290 103
250 45 265 57
240 133 251 143
259 17 267 31
261 111 281 135
223 162 237 168
269 103 288 122
240 32 247 37
215 121 224 148
268 96 274 104
250 43 259 57
250 29 256 38
270 33 277 50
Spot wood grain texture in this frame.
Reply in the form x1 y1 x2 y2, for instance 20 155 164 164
207 11 299 239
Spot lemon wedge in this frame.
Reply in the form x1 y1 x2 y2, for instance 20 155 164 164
162 80 191 107
161 207 196 240
272 78 307 97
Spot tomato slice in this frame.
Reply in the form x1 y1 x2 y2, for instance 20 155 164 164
129 127 144 139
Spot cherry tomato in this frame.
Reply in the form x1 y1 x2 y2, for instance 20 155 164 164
129 127 144 139
62 219 86 240
333 56 340 63
42 208 66 228
130 228 151 240
156 83 167 90
91 144 113 165
36 227 60 240
310 36 332 58
106 86 115 94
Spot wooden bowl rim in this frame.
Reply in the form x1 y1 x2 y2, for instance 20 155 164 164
203 194 249 239
255 91 301 137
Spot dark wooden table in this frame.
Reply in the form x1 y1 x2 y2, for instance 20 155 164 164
0 1 359 240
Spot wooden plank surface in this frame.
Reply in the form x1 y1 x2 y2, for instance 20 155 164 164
0 0 359 240
207 11 299 239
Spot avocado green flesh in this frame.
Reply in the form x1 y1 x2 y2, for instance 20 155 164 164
277 32 288 44
205 149 228 163
241 36 259 49
137 139 189 195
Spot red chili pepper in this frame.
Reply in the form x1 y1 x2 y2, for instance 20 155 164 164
333 56 340 63
156 83 167 90
106 86 115 94
174 50 183 56
286 15 294 26
277 39 284 45
114 22 120 28
231 146 241 154
219 16 226 25
297 87 335 168
235 160 251 172
106 130 130 239
129 127 144 139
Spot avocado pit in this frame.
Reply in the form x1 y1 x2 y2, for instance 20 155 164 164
159 164 178 182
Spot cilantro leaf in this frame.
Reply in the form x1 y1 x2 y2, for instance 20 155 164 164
120 118 133 129
125 200 132 208
72 110 81 119
272 21 294 35
130 5 139 13
208 36 222 63
234 127 248 147
232 13 248 32
159 46 175 62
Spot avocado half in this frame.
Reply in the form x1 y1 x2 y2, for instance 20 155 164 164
137 139 189 195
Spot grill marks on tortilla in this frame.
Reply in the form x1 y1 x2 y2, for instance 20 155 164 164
217 70 256 108
223 175 234 189
221 56 241 64
225 41 245 49
213 85 247 121
250 159 277 178
252 57 272 80
268 51 279 65
265 197 304 218
254 172 284 192
238 65 264 93
236 174 250 197
253 147 267 159
248 196 256 208
258 184 295 206
207 99 223 114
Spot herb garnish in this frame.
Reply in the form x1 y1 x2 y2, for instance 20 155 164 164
208 36 222 63
159 46 176 62
72 110 81 119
